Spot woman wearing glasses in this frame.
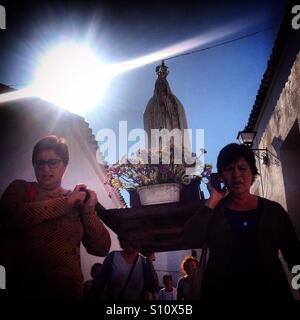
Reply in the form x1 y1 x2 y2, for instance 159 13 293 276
0 135 111 299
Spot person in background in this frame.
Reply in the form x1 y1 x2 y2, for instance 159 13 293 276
183 143 300 300
90 236 159 300
158 274 177 300
177 256 199 300
83 262 103 299
0 135 111 299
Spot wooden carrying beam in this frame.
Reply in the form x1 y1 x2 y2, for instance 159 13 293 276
97 200 209 255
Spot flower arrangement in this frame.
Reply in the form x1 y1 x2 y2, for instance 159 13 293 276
105 145 210 190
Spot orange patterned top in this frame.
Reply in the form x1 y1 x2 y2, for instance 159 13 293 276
0 180 111 299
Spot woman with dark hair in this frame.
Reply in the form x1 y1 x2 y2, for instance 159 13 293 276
183 143 300 300
0 135 111 299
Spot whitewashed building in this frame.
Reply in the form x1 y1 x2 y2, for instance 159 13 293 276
243 10 300 235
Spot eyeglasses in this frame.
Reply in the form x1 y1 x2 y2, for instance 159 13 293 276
34 158 63 169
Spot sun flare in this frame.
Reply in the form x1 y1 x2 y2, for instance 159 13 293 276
31 42 110 114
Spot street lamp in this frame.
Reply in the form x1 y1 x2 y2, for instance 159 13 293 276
236 130 280 166
237 130 256 148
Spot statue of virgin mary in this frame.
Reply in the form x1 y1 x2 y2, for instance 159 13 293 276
143 61 190 150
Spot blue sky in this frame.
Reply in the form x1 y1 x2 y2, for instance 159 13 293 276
0 0 288 182
81 1 287 170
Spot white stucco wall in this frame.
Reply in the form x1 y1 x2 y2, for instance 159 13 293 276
256 52 300 209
